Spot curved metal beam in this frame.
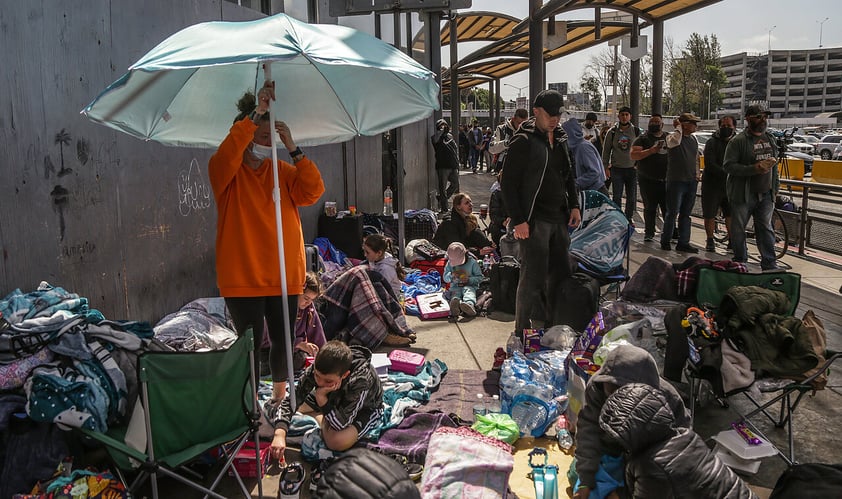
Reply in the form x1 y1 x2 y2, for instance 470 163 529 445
513 0 655 33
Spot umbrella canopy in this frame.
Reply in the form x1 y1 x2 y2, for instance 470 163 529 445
82 13 440 148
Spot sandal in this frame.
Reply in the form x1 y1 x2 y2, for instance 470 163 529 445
391 453 424 482
278 462 305 499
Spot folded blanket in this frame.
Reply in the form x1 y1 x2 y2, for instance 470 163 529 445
367 410 458 464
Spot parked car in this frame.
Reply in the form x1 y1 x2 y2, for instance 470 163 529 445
816 134 842 160
788 135 818 155
693 131 713 156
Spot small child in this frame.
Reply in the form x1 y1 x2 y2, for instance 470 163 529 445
268 341 384 461
293 272 327 371
362 234 405 302
444 242 484 317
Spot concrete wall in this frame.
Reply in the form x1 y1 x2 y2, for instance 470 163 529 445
0 0 433 323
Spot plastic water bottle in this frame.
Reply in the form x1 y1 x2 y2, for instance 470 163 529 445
383 186 394 216
472 393 487 418
488 394 501 414
506 333 523 357
556 414 573 450
510 398 546 436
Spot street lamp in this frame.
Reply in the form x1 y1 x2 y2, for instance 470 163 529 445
767 25 776 52
504 83 528 98
818 18 830 48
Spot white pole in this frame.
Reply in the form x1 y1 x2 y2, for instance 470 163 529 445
264 63 297 410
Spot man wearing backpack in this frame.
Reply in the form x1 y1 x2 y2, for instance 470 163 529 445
489 108 528 174
602 106 642 223
502 89 581 334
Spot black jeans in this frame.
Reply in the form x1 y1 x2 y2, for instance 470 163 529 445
637 176 667 238
515 219 573 333
436 168 460 211
611 167 638 222
225 295 298 383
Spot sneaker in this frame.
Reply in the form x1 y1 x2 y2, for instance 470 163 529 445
660 243 672 251
643 234 654 242
460 301 477 317
391 454 423 482
492 347 506 371
278 462 305 499
705 238 715 252
383 333 412 347
449 297 461 317
676 244 699 254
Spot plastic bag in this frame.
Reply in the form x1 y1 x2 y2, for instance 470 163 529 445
472 412 520 444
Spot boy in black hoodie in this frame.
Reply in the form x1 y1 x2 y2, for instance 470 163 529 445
267 341 384 461
572 344 690 499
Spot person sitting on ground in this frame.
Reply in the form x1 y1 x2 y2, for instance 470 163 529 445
268 340 384 460
599 383 757 499
562 117 609 195
362 233 405 302
443 242 484 318
573 344 690 499
432 193 495 258
292 272 327 372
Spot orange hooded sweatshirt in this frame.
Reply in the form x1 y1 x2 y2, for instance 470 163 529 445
209 118 325 297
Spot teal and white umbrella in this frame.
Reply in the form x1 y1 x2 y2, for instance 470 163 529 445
82 13 439 148
82 13 440 411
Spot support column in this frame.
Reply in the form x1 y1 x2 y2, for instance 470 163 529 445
652 20 664 114
529 0 544 105
428 11 442 121
630 15 640 121
488 80 494 125
450 12 460 129
495 78 501 126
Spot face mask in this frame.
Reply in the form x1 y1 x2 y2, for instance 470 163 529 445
250 143 273 161
648 124 662 133
748 121 767 134
719 127 734 138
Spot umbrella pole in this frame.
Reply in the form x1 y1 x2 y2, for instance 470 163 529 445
265 63 297 411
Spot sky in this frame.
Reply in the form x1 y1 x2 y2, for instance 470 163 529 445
437 0 842 101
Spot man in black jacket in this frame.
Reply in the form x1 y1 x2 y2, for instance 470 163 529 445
702 115 736 251
501 89 581 333
431 118 461 212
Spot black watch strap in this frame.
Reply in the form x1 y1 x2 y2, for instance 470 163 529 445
290 147 303 158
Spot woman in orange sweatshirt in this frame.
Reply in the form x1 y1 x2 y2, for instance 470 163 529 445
209 80 325 401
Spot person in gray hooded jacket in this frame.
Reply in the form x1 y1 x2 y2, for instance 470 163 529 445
562 117 608 195
573 344 690 499
599 383 757 499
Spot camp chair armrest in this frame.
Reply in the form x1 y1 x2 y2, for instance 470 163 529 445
79 427 148 463
801 352 842 386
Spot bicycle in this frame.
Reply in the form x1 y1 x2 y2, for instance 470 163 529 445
713 208 789 260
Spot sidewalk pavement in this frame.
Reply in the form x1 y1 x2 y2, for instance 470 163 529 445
408 169 842 492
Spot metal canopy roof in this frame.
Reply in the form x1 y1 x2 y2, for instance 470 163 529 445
417 0 722 93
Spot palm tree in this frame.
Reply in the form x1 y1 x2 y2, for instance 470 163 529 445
54 129 73 177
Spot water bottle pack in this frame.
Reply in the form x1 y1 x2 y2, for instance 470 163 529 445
499 350 570 437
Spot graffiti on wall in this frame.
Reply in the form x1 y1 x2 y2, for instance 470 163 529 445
178 158 212 216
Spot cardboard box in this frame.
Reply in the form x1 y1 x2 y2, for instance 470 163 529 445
417 292 450 319
229 441 271 478
523 328 545 353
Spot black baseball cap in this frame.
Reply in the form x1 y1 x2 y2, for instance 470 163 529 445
585 112 598 121
533 90 564 116
618 106 632 114
745 104 771 117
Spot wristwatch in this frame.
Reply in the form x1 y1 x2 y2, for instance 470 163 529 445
290 147 304 162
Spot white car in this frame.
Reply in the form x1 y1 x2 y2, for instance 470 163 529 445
693 131 713 156
787 137 816 155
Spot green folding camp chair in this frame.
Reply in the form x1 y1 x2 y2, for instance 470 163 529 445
80 329 263 499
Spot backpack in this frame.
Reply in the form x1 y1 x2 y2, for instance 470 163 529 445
553 272 600 333
489 256 520 314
